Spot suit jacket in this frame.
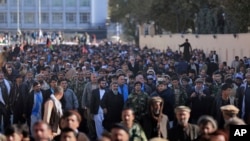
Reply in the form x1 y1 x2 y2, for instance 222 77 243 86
128 62 139 76
210 96 237 128
24 90 50 123
90 88 106 115
237 83 250 123
0 79 14 111
188 63 199 75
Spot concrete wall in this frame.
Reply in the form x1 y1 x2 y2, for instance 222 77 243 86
140 33 250 64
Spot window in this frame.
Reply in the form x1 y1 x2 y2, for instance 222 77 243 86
24 12 35 24
79 0 90 7
65 0 76 7
9 0 17 6
41 13 49 24
41 0 49 7
23 0 35 7
0 13 6 23
0 0 6 5
66 13 76 24
79 13 90 23
52 0 62 7
52 13 63 24
10 12 21 24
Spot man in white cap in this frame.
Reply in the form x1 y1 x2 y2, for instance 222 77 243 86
169 106 199 141
220 104 239 123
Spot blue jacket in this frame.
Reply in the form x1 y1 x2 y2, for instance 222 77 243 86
62 88 79 111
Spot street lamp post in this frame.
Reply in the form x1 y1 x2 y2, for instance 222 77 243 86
38 0 42 39
17 0 20 32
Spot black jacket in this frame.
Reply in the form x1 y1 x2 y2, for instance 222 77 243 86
24 90 50 125
90 88 107 115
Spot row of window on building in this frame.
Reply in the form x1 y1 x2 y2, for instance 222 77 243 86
0 0 90 7
0 12 90 24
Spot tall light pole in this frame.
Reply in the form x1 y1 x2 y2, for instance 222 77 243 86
17 0 20 33
38 0 42 39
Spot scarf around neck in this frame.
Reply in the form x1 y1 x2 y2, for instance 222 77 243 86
50 94 63 116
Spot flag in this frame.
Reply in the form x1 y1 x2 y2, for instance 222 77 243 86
46 38 53 50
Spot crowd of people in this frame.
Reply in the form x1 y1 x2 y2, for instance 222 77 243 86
0 38 248 141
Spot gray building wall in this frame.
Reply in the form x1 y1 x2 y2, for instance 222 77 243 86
0 0 108 31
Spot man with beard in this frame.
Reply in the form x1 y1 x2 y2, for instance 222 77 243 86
169 106 199 141
101 81 124 131
117 73 129 102
141 96 168 139
151 81 175 126
90 77 107 139
211 71 223 97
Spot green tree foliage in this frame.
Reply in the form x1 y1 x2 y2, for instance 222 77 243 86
109 0 154 44
224 0 250 33
109 0 250 40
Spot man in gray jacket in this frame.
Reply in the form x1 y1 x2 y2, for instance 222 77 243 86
59 79 79 111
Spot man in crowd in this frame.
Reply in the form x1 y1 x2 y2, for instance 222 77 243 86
70 71 88 133
135 74 152 94
54 110 89 141
220 104 239 125
211 83 236 129
171 76 188 107
125 81 149 123
101 81 124 131
169 106 199 141
151 80 175 126
24 81 49 136
81 72 98 139
188 78 210 124
141 96 168 139
32 121 53 141
0 71 13 131
121 108 147 141
179 39 192 62
90 77 107 139
117 74 129 102
110 123 130 141
59 79 79 111
237 72 250 124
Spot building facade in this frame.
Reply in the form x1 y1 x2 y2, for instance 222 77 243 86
0 0 108 32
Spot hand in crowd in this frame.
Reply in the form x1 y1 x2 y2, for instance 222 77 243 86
103 108 107 114
190 92 197 98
